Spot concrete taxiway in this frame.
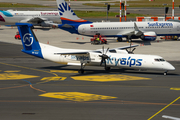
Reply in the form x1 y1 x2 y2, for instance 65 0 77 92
0 25 180 120
0 41 180 120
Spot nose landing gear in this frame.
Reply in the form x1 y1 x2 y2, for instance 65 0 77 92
164 71 168 75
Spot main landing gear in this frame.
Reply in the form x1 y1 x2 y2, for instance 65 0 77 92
78 63 85 74
117 37 123 42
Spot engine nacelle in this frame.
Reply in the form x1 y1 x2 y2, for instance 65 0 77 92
140 31 157 41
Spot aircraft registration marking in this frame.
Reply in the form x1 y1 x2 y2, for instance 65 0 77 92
0 73 39 80
71 74 151 82
39 92 117 102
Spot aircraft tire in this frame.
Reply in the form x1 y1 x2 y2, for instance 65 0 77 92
105 67 111 71
78 69 84 74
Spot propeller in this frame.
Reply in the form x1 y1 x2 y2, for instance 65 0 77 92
99 46 109 69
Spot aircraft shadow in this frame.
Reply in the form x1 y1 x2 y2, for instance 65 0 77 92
33 28 51 31
63 41 90 44
38 65 178 76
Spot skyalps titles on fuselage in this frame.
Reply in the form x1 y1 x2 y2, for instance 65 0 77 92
56 0 180 41
0 10 61 27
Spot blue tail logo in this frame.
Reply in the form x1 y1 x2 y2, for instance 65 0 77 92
23 33 34 47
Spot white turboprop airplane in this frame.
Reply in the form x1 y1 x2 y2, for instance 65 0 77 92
0 9 60 27
56 0 180 41
16 23 175 75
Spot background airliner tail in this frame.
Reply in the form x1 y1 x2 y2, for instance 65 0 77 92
16 23 43 58
56 0 92 24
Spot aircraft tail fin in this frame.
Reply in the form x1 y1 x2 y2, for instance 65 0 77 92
16 23 43 58
56 0 92 24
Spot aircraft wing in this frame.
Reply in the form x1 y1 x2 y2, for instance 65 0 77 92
55 45 138 55
54 51 101 55
117 23 143 37
112 45 139 50
20 17 58 27
95 45 139 51
20 17 47 23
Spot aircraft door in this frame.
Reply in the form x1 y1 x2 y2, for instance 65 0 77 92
81 26 86 33
78 25 87 34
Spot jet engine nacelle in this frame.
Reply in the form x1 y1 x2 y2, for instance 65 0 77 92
140 31 157 41
40 21 54 27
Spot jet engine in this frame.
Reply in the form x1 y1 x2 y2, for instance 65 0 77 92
140 31 157 41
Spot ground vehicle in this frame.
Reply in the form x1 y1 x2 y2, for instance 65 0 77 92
90 34 107 44
15 31 21 40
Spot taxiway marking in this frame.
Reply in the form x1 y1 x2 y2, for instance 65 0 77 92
50 70 78 73
39 92 117 102
71 74 151 82
170 88 180 90
4 70 21 73
148 96 180 120
0 73 39 80
41 76 66 81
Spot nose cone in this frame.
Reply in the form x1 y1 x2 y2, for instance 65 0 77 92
0 15 5 22
165 62 175 71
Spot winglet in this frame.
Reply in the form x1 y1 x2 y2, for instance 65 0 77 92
16 23 43 59
134 22 143 36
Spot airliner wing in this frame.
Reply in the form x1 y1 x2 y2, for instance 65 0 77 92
20 17 58 27
27 17 47 23
118 23 143 37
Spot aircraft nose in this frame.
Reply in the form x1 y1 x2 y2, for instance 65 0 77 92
0 15 5 22
166 62 175 71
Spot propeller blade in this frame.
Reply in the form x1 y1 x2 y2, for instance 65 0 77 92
105 47 109 54
100 59 103 66
102 46 104 54
132 48 136 52
104 59 107 69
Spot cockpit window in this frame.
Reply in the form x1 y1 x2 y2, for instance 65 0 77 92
154 58 165 62
154 59 159 61
159 59 165 61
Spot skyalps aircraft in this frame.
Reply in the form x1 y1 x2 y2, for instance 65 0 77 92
56 0 180 41
0 9 60 27
16 23 175 75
